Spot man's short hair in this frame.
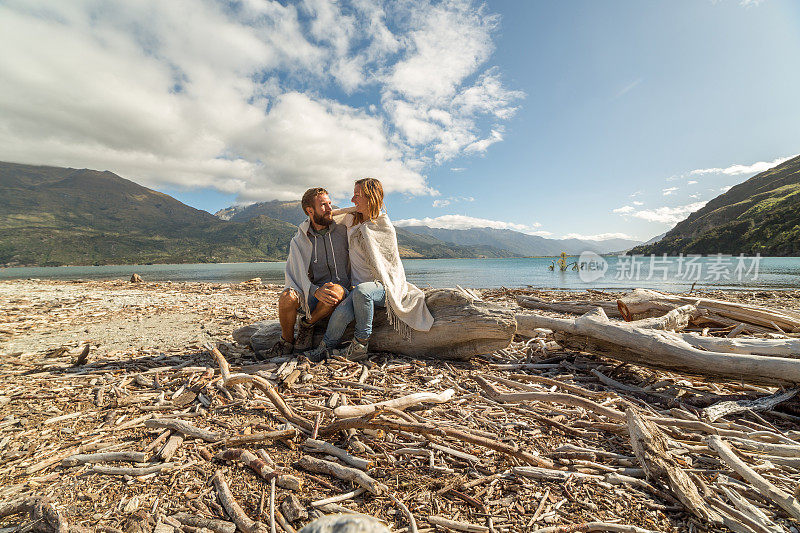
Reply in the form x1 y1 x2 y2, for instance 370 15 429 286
301 187 328 215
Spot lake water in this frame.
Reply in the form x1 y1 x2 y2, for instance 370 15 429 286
2 255 799 290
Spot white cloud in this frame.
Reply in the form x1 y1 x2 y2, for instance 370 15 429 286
687 180 698 185
383 3 524 163
0 0 520 203
612 205 635 214
662 187 678 195
394 214 543 234
633 201 644 206
628 202 708 224
464 129 504 155
720 185 733 192
615 78 643 98
385 2 496 101
688 193 701 199
630 190 644 197
562 233 635 241
432 195 473 208
451 167 466 172
690 154 797 177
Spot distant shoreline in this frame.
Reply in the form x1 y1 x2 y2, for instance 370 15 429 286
3 257 799 291
5 253 799 270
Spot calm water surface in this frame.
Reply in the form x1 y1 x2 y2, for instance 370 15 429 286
2 256 799 290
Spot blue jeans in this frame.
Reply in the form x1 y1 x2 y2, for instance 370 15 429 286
323 281 386 346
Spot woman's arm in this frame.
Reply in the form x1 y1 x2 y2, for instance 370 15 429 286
331 206 357 216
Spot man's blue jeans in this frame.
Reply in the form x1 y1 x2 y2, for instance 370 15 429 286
323 281 386 346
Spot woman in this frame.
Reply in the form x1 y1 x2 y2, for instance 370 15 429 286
303 178 433 361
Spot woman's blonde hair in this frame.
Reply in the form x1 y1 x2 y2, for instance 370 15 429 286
353 178 384 224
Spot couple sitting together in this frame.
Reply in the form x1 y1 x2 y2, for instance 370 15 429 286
263 178 433 362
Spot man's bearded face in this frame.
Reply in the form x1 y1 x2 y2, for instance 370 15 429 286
311 194 333 227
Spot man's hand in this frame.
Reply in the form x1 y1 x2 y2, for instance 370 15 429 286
314 282 345 306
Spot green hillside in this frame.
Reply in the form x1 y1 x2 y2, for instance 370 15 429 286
0 162 296 266
214 200 517 259
631 154 800 256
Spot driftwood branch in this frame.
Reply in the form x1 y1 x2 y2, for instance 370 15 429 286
320 413 553 468
677 334 800 358
91 462 175 476
617 288 800 332
62 451 148 466
625 409 721 524
172 512 237 533
0 497 68 533
224 374 313 432
296 455 388 495
516 295 623 318
144 418 224 442
303 438 371 470
212 470 269 533
332 389 455 418
215 448 302 491
707 435 800 521
531 523 662 533
701 388 798 422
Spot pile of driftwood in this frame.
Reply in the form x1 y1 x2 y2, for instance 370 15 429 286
2 285 800 533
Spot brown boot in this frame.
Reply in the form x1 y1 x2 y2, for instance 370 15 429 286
256 337 294 360
294 316 315 352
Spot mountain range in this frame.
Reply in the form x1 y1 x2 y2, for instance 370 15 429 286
4 152 796 267
631 153 800 256
395 226 642 256
213 201 515 259
0 162 512 266
214 201 643 256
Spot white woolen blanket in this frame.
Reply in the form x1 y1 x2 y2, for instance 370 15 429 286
284 217 316 318
348 212 433 338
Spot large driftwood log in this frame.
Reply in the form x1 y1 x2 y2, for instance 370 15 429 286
234 288 516 360
516 308 800 385
516 295 623 318
617 288 800 333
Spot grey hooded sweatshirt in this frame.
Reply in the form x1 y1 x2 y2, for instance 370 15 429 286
306 222 351 295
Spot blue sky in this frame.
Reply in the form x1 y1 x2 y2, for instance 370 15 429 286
1 0 798 241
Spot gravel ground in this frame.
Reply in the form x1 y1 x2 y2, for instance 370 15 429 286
2 279 800 533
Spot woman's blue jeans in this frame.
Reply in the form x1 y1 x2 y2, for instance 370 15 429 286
323 281 386 346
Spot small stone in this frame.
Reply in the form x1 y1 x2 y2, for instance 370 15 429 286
123 496 140 514
280 494 308 522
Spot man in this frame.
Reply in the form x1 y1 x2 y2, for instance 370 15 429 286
261 187 351 358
